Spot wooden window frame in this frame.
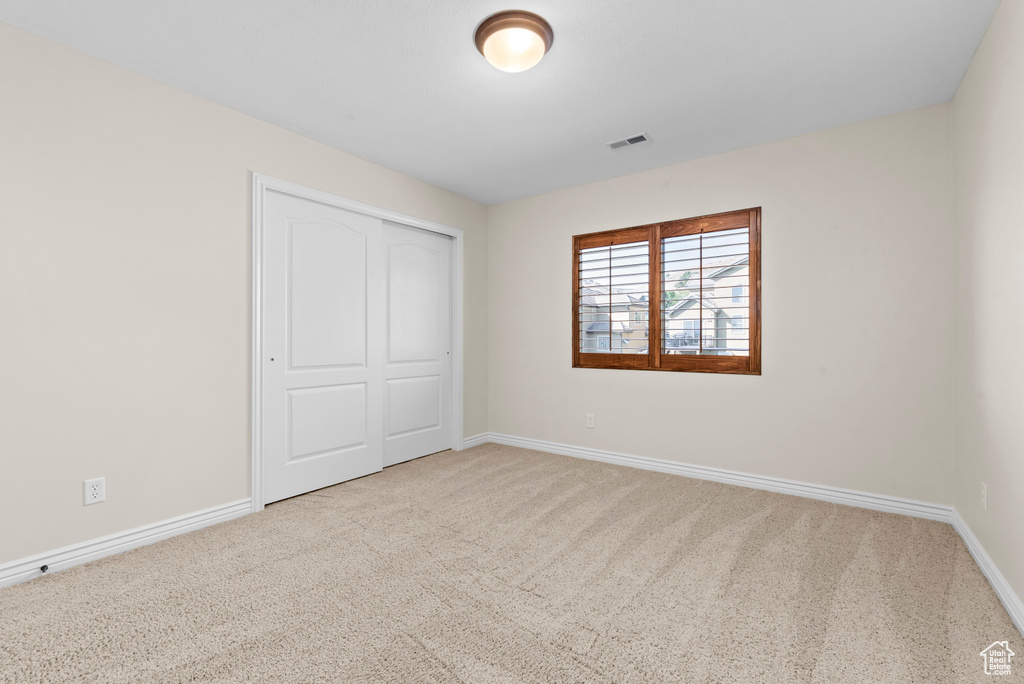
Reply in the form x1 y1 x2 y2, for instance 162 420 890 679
572 207 761 375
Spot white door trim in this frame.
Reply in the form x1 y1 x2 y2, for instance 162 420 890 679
251 173 465 513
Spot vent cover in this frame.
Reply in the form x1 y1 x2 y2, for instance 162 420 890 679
607 132 649 150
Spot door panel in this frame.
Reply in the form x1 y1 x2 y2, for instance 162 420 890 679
386 375 441 436
263 191 384 503
288 384 367 459
289 222 366 368
383 222 451 466
388 243 440 362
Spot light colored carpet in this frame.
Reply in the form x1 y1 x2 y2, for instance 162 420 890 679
0 444 1018 683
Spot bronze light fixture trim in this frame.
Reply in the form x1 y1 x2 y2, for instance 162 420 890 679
474 10 554 72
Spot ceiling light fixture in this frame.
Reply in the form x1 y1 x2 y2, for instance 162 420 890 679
475 10 553 73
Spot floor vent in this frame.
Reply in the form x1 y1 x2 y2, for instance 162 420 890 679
607 132 649 150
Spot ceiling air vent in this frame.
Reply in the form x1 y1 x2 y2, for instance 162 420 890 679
607 132 649 150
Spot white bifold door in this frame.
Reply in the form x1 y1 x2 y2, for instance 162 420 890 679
262 191 451 504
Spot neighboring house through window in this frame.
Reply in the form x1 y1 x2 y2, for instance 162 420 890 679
572 207 761 374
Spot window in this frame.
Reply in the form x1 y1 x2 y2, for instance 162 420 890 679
572 208 760 374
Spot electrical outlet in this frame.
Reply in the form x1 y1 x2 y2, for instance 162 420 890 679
586 413 595 429
84 477 105 506
981 482 987 511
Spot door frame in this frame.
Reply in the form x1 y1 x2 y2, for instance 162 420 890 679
250 172 465 513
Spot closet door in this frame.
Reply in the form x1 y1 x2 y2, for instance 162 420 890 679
382 222 452 466
262 191 384 503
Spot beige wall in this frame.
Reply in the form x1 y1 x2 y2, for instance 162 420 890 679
488 104 955 505
0 22 487 564
952 0 1024 609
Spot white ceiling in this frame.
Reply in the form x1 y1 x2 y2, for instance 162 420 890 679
0 1 999 205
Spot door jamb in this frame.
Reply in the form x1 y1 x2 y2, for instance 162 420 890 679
250 172 466 513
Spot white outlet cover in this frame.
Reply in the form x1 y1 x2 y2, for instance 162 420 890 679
84 477 105 506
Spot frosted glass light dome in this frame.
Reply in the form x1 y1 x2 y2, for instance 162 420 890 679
475 11 553 73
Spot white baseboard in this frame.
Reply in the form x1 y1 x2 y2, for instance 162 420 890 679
0 499 251 589
483 432 953 521
461 433 490 449
952 510 1024 637
477 432 1023 637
